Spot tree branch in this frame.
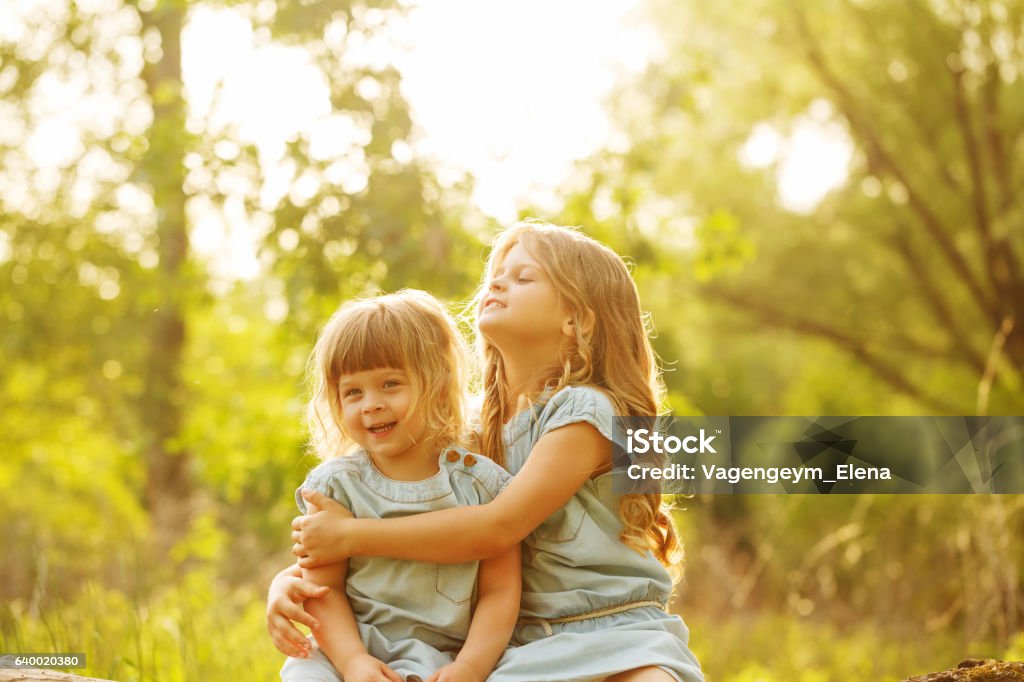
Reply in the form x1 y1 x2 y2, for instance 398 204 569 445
702 284 961 413
981 61 1011 207
949 64 1001 290
783 4 1001 328
977 316 1015 416
975 7 1024 370
889 230 987 374
838 0 967 198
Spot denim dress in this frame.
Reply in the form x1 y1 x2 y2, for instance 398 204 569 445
489 386 704 682
280 445 510 682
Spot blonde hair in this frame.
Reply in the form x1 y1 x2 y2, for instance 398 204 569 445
306 289 469 461
471 220 684 577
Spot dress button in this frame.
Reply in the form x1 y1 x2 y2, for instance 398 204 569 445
446 451 459 463
464 454 476 467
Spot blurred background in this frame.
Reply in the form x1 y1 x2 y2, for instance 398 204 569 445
2 0 1023 679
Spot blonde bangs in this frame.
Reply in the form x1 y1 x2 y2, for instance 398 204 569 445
324 302 410 380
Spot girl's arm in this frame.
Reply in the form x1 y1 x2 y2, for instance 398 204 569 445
429 543 521 682
302 502 401 682
296 422 608 566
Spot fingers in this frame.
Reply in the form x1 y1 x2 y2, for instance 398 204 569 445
269 630 306 658
272 634 307 658
292 580 330 603
301 488 333 509
299 577 329 598
291 516 305 558
302 489 354 518
383 665 403 682
267 614 312 658
276 597 320 630
297 554 315 569
293 605 320 631
425 673 440 682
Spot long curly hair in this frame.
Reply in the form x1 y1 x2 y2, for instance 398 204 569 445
470 221 684 577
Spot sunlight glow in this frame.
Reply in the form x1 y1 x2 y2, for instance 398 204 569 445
5 0 853 279
179 0 657 278
182 7 332 156
392 0 656 221
739 101 853 214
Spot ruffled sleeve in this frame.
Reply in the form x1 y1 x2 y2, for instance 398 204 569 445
472 455 513 502
294 457 355 513
447 447 513 504
536 386 621 446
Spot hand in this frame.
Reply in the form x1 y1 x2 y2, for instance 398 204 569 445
426 660 482 682
266 567 330 658
341 653 403 682
291 489 356 568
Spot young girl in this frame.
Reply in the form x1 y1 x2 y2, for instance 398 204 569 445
273 223 703 682
275 290 521 682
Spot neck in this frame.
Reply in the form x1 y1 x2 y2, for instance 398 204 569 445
366 442 442 482
498 345 563 416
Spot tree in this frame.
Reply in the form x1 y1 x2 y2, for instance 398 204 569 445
547 1 1024 655
138 1 191 553
559 0 1024 416
0 0 478 571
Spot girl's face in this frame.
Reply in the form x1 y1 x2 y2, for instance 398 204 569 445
337 367 434 478
478 241 571 349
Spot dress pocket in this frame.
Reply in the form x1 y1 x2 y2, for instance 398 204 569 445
434 562 477 604
531 499 585 543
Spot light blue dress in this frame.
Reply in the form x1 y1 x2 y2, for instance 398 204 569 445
490 386 704 682
280 445 510 682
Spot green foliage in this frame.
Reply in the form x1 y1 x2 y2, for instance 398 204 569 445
1006 631 1024 659
693 209 757 283
1 568 281 681
688 611 975 682
675 493 1024 675
0 361 146 604
1 0 485 672
547 0 1024 417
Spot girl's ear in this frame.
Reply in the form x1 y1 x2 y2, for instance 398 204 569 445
561 316 575 338
561 308 595 338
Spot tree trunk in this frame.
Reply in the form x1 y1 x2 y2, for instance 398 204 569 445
138 1 192 556
903 658 1024 681
0 672 112 682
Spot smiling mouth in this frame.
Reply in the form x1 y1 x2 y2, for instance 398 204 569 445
367 422 397 435
483 300 506 310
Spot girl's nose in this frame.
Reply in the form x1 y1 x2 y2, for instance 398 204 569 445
489 277 505 292
362 396 384 413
